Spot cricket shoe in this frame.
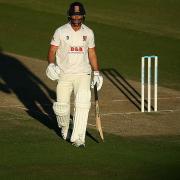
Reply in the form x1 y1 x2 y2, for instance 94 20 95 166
72 139 85 148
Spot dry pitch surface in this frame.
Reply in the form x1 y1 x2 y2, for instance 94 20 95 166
1 52 180 137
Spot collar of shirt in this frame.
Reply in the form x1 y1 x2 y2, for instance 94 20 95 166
67 23 84 33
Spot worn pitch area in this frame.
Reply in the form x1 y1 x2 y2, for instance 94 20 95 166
0 52 180 137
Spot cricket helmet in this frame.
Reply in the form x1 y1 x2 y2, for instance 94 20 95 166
67 2 86 24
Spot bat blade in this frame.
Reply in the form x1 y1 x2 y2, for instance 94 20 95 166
94 83 104 142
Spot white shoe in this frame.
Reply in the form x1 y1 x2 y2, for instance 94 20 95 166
72 139 85 148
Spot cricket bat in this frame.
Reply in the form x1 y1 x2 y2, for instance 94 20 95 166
94 83 104 142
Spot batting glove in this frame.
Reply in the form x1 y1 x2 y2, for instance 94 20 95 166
46 63 60 81
91 71 103 91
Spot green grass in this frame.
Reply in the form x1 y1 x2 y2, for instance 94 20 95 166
0 0 180 89
0 109 180 180
0 1 180 179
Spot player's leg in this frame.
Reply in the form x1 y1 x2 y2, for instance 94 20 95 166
71 74 91 147
53 77 73 140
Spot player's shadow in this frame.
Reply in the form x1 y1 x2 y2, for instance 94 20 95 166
0 50 98 142
101 68 148 111
0 51 60 131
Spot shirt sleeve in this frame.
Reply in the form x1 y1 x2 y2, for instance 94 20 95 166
88 30 95 48
50 28 61 46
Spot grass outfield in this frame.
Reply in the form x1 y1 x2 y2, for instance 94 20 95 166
0 0 180 90
0 2 180 179
0 109 180 180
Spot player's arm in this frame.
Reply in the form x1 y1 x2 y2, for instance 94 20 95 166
88 47 99 71
47 45 58 64
88 47 103 91
46 45 60 81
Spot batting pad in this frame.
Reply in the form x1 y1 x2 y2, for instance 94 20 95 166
71 90 91 143
53 102 70 128
56 115 70 139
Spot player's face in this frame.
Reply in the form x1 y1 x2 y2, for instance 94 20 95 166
70 15 83 26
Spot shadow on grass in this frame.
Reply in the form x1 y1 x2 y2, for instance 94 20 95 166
0 50 97 143
101 68 151 111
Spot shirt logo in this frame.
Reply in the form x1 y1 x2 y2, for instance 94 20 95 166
69 46 84 53
66 36 69 40
83 36 87 41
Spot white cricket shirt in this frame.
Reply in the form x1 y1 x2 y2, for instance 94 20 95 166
50 23 95 75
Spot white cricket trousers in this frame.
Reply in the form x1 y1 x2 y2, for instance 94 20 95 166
54 74 91 143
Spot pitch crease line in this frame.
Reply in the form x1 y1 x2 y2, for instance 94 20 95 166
101 109 180 116
112 96 180 102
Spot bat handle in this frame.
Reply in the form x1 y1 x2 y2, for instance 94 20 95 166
94 83 98 101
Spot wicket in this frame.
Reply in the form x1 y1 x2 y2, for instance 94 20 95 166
141 56 158 112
